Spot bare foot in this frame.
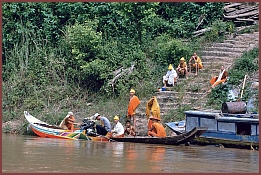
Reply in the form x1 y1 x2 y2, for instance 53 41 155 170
195 73 198 76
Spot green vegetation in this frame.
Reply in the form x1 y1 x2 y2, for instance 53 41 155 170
198 20 235 44
2 2 258 134
206 48 259 109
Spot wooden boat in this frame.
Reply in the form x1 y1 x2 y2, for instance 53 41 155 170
111 126 208 145
167 110 259 149
24 111 207 145
24 111 109 142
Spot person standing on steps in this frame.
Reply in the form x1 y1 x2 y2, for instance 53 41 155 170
207 65 228 93
163 64 178 87
145 96 160 132
127 88 141 130
188 52 203 76
176 57 188 79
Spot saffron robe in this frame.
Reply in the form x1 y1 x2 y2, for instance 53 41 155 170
146 96 161 130
127 95 141 117
210 69 228 87
148 123 166 138
59 115 75 130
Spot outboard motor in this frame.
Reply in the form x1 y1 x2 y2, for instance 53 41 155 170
80 118 96 136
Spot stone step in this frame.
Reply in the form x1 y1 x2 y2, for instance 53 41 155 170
201 61 232 69
234 33 259 39
201 56 236 63
204 42 251 49
155 97 203 104
137 106 179 113
137 97 199 109
223 39 258 46
203 46 248 52
135 112 170 118
201 50 243 57
155 91 205 97
233 36 259 42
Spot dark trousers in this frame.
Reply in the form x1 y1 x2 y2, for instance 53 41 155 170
96 125 108 136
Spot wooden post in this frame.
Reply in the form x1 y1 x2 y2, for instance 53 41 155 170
240 75 247 99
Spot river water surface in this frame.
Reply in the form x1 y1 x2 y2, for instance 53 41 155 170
2 133 259 173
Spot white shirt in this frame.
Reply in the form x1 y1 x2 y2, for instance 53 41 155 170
111 121 124 136
163 69 177 85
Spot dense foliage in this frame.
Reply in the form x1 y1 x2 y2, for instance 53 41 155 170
6 2 252 132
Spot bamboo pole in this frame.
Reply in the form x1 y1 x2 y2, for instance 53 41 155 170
240 75 247 99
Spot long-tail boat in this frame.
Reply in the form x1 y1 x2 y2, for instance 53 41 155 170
24 111 208 145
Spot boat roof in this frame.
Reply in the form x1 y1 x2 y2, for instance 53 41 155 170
184 110 259 122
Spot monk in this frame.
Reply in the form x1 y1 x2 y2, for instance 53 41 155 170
148 117 166 138
59 111 75 130
127 88 141 130
163 64 178 87
207 65 228 93
189 52 203 76
145 96 160 132
176 57 188 79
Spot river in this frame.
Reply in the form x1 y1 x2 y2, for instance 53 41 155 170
2 133 259 173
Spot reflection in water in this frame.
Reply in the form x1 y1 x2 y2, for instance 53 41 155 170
125 143 139 171
2 134 259 173
111 142 124 158
144 145 166 172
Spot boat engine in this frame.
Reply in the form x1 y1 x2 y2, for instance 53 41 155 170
80 118 96 136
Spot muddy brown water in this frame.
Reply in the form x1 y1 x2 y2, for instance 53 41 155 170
2 133 259 173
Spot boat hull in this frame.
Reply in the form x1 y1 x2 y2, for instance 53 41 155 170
112 127 208 145
24 111 92 140
184 110 259 149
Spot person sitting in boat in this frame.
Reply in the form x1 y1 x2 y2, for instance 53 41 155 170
94 113 111 136
148 117 166 138
145 96 160 132
59 111 75 130
110 116 124 138
207 65 228 93
163 64 178 87
124 120 136 136
176 57 188 79
188 52 203 76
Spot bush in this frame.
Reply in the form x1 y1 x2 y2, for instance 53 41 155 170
228 48 259 86
199 20 235 43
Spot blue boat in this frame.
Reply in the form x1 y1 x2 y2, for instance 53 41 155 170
165 120 186 135
166 110 259 149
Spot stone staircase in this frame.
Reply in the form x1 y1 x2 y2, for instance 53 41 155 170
135 30 259 136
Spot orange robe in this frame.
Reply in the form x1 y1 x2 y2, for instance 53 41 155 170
193 57 203 69
146 96 160 130
210 70 228 87
148 123 166 138
65 116 75 130
127 95 141 117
